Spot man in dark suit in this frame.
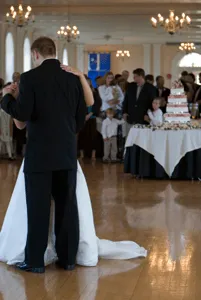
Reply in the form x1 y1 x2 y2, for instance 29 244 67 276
123 68 156 127
156 75 170 113
1 37 86 273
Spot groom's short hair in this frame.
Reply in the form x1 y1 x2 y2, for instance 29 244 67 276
31 37 56 57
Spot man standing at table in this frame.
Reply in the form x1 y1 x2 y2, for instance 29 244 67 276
156 75 170 114
123 68 156 134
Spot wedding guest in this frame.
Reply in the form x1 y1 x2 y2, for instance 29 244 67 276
122 70 129 82
98 72 124 118
0 82 13 160
115 74 121 80
145 74 154 85
12 72 21 84
146 98 163 126
0 78 4 98
122 70 129 91
102 108 124 163
123 68 156 132
156 75 170 113
78 76 102 160
12 72 27 157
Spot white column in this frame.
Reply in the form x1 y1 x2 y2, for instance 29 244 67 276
76 44 84 72
0 23 7 78
16 27 24 74
153 44 161 78
143 44 151 74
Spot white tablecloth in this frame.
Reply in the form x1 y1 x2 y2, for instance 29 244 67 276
125 127 201 177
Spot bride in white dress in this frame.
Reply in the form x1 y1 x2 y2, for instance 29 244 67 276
0 67 147 268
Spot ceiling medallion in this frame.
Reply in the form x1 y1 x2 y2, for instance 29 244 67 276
151 10 191 35
6 3 35 27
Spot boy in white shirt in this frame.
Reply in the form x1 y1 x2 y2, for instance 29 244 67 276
102 108 124 163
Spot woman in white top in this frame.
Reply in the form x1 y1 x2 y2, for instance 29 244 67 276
147 98 163 126
98 72 124 114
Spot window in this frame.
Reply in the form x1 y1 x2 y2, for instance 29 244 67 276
23 37 31 72
179 53 201 68
62 48 68 65
5 32 14 82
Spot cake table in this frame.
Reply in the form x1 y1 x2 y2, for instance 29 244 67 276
124 123 201 179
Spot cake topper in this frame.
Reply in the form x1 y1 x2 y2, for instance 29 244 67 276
172 80 183 89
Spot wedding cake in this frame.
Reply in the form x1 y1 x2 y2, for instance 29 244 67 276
164 81 190 123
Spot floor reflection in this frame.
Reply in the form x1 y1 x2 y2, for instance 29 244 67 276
1 162 201 299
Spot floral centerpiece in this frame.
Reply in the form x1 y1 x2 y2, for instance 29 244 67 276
132 121 201 131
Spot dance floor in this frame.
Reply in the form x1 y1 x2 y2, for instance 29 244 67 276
1 159 201 300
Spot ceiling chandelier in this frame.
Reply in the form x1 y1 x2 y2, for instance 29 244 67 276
151 10 191 35
179 42 196 53
57 25 80 43
6 3 35 27
116 50 130 58
57 1 80 43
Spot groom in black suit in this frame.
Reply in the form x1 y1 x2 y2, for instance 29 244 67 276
1 37 86 273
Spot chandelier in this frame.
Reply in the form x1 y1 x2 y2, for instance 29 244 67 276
151 10 191 35
179 42 196 53
6 3 35 27
116 50 130 58
57 25 80 43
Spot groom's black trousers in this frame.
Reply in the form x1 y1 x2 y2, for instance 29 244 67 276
24 169 79 267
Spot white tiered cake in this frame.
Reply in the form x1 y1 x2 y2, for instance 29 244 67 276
164 81 190 123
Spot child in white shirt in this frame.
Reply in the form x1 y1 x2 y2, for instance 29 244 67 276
102 108 124 163
147 98 163 126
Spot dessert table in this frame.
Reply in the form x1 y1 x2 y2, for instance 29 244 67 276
124 124 201 179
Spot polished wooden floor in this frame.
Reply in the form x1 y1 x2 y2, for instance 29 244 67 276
1 159 201 299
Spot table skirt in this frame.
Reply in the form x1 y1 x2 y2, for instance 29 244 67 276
124 145 201 179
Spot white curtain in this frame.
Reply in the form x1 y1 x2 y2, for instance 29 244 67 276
23 37 31 72
5 32 14 83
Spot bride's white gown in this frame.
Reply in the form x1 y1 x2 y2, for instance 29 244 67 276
0 161 147 266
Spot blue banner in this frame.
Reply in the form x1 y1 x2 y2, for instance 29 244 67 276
100 53 111 72
88 53 111 87
88 53 98 71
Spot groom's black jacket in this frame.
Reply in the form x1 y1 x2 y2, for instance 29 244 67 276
1 59 86 172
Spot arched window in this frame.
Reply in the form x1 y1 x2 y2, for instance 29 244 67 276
62 48 68 65
179 53 201 68
5 32 14 82
23 37 31 72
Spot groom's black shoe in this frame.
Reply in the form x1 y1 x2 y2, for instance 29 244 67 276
16 262 45 274
56 260 75 271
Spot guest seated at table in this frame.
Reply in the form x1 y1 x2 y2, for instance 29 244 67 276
146 98 163 126
123 68 156 127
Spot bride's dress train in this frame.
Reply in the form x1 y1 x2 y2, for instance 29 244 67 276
0 161 147 266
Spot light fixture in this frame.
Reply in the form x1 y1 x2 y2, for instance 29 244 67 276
57 25 80 43
179 42 196 53
151 10 191 35
6 3 35 27
116 50 130 58
57 1 80 43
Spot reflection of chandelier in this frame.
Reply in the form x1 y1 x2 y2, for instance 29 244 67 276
116 50 130 58
179 42 196 53
6 3 35 27
57 25 80 43
151 10 191 35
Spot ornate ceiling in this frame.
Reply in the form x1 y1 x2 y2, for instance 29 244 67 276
1 1 201 44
